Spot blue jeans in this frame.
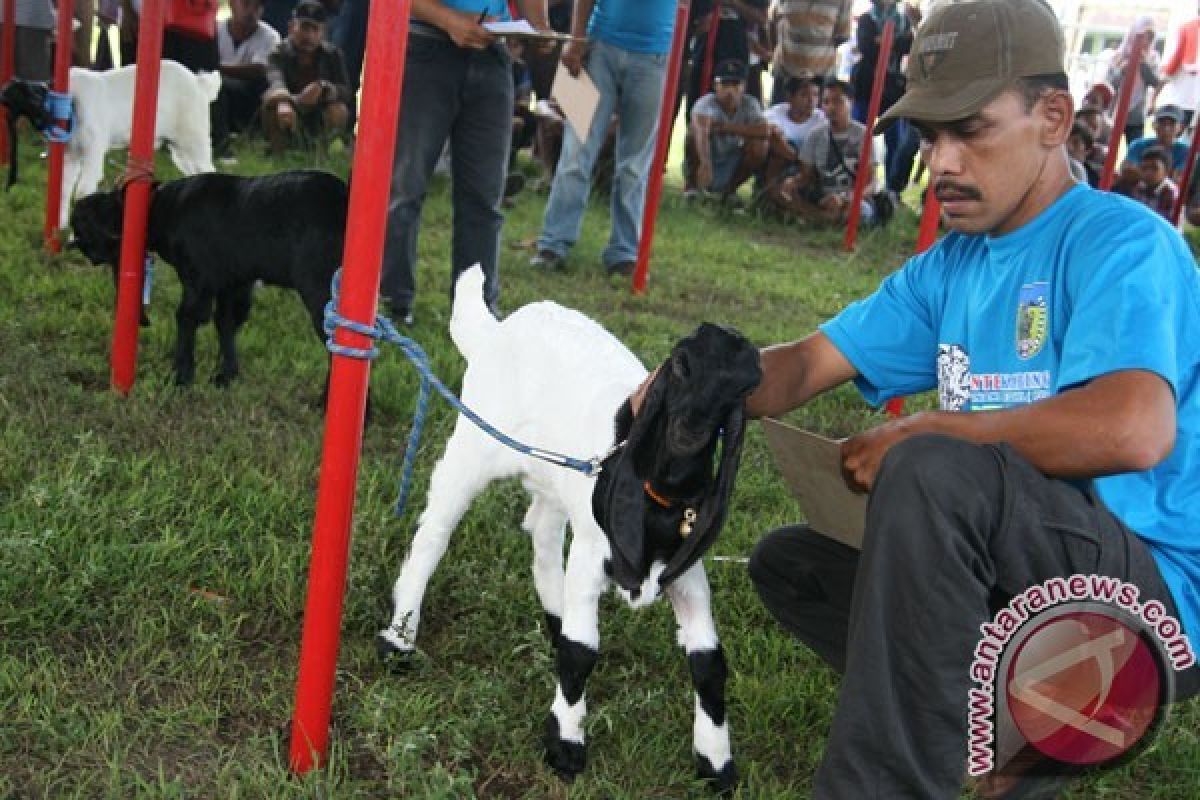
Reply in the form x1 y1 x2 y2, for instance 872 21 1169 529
537 40 667 268
380 32 512 310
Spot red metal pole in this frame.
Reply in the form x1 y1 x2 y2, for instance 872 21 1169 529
109 0 166 394
1100 43 1143 191
885 186 941 418
843 19 893 252
632 0 690 294
0 0 16 168
42 0 74 251
288 0 411 773
1171 117 1200 225
699 0 721 100
915 186 941 253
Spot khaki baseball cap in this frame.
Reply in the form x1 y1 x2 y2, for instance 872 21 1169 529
876 0 1065 133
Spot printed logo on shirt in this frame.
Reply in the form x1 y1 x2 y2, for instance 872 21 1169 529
937 343 972 411
1016 282 1049 360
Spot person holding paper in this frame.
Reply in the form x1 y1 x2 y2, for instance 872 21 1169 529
633 1 1200 796
379 0 551 324
530 0 678 277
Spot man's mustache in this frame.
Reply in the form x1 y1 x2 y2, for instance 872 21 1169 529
934 179 983 202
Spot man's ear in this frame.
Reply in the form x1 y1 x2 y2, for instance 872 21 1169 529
1040 90 1074 147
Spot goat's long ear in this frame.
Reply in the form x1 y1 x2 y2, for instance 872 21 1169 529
591 368 669 591
659 401 748 587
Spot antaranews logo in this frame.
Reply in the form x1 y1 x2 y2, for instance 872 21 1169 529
966 575 1195 777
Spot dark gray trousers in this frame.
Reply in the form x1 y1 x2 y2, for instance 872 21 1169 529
749 434 1198 799
380 30 512 312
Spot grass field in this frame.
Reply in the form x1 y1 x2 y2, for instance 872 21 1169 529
1 129 1198 799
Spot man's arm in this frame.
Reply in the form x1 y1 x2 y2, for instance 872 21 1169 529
714 119 772 138
560 0 595 76
514 0 550 31
746 332 859 417
841 370 1177 492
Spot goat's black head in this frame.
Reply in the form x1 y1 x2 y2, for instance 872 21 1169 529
69 186 154 327
70 188 127 268
1 79 50 190
1 79 51 132
592 323 762 593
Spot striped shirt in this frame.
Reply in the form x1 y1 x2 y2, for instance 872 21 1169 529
772 0 853 80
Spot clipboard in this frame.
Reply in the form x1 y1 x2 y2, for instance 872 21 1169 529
761 418 867 550
483 20 582 42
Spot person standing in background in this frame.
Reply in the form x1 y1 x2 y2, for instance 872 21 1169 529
1161 3 1200 129
0 0 54 80
768 0 852 105
379 0 550 325
530 0 677 277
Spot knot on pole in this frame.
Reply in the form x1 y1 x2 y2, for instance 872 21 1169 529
41 90 74 143
119 154 157 187
322 270 604 518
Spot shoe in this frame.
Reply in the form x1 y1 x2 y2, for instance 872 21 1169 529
504 173 526 199
682 187 700 201
529 250 565 270
606 261 635 278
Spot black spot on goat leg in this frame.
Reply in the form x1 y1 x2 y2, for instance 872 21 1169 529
687 646 728 726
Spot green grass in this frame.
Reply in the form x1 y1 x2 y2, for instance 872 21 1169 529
1 130 1198 799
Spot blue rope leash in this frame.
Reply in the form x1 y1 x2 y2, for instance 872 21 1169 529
322 271 604 519
42 91 74 144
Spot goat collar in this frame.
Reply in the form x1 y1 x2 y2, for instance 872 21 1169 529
642 481 699 538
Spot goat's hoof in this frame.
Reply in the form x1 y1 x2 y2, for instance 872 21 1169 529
212 372 237 388
696 754 739 795
173 372 194 387
375 632 421 673
543 714 586 780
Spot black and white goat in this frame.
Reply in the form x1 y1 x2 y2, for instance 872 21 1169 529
69 170 346 388
377 266 762 791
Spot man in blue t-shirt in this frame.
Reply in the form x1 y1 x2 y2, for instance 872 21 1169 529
635 1 1200 797
1119 104 1191 185
531 0 677 277
380 0 550 325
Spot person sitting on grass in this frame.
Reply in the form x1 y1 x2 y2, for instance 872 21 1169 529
1116 105 1190 192
260 0 352 155
213 0 281 159
684 58 770 202
1067 122 1098 187
772 78 881 225
1132 146 1180 220
633 1 1199 797
762 74 825 208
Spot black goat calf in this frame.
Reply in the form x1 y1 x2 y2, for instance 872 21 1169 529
70 170 346 388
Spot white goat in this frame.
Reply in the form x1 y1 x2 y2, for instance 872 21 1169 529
58 60 219 229
378 266 758 791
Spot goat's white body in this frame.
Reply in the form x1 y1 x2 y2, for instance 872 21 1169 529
381 267 734 781
60 62 219 228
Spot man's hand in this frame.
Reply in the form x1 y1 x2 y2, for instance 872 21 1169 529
840 415 924 493
561 39 588 77
296 81 325 108
441 9 496 50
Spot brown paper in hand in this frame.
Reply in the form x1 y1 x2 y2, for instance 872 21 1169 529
761 418 867 549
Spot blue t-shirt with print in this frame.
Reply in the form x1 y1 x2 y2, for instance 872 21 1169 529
821 184 1200 641
588 0 676 54
439 0 511 21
